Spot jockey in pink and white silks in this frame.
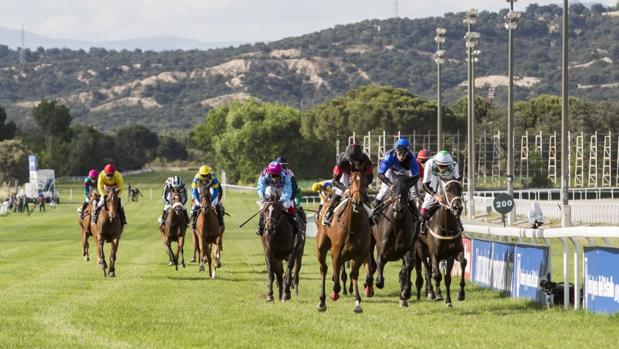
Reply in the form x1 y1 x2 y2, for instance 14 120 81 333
256 161 300 236
419 150 462 231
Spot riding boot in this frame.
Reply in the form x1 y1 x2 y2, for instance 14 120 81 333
80 202 88 219
419 208 430 235
92 204 102 224
216 205 224 226
120 206 128 225
183 209 190 227
322 194 341 226
370 198 383 224
257 214 264 236
191 210 198 230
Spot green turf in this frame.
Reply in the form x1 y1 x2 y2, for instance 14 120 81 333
1 171 617 348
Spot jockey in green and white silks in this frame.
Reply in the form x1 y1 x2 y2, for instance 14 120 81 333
419 150 461 230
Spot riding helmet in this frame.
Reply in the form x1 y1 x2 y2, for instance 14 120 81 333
199 165 212 176
346 144 363 162
417 149 432 161
435 150 453 166
103 164 115 174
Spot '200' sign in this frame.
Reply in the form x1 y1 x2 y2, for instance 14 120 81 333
493 193 514 214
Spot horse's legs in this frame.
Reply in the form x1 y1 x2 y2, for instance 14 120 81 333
330 248 343 301
457 251 467 301
197 230 206 272
399 249 414 307
376 253 387 289
350 258 363 313
206 243 213 278
275 259 284 301
431 254 443 301
341 263 348 296
293 253 303 296
191 228 198 263
414 249 424 300
97 237 107 277
316 234 330 311
178 235 186 268
364 237 376 293
108 237 120 277
266 254 275 302
445 257 455 307
215 235 222 268
82 229 90 261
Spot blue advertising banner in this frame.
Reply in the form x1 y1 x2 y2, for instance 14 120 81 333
584 247 619 314
513 244 549 303
491 242 515 294
471 239 492 287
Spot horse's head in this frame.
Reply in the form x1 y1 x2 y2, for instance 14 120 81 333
106 188 120 220
171 190 183 216
264 185 281 203
262 201 284 237
441 180 463 216
390 175 415 219
199 186 211 212
348 172 366 212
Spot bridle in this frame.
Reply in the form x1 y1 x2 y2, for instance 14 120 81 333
439 179 463 216
263 201 285 236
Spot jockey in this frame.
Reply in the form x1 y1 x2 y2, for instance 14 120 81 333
256 161 300 236
311 180 333 214
159 176 189 225
92 164 127 226
416 148 432 194
78 169 98 218
371 138 420 217
191 165 224 228
420 150 462 231
322 144 373 226
276 156 306 224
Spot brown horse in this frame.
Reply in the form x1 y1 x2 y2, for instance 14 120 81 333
416 179 467 307
90 188 123 277
368 175 417 307
288 207 306 296
160 190 188 270
35 196 45 212
78 192 99 261
259 190 300 302
316 172 373 313
193 186 222 278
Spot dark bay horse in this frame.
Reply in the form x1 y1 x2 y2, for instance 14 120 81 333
78 192 99 261
259 188 301 302
194 186 222 278
317 172 373 313
369 175 417 307
90 188 123 277
160 191 188 270
416 179 467 307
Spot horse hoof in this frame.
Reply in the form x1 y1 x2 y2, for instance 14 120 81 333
435 296 443 301
190 258 196 263
84 256 89 262
266 295 274 302
427 294 435 301
198 266 205 272
329 292 339 301
364 286 374 298
181 263 186 268
457 291 465 301
354 301 363 313
216 261 222 268
399 300 409 308
211 271 216 279
168 261 174 266
446 302 453 308
108 271 115 277
376 280 384 289
317 303 326 312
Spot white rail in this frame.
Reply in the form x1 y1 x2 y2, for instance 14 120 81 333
464 224 619 310
472 196 619 225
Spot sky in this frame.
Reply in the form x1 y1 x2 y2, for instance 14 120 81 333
0 0 616 43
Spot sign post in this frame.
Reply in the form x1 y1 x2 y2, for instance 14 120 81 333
493 193 515 227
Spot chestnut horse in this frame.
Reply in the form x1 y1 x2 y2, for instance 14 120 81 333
415 179 467 307
90 188 123 277
193 186 222 278
368 175 418 307
259 187 301 301
78 192 99 261
160 190 188 270
316 172 373 313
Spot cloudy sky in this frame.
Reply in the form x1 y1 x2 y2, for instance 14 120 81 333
1 0 615 42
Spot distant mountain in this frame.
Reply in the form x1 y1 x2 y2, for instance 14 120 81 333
0 26 244 51
1 4 618 132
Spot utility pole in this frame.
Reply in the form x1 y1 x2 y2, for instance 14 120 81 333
561 0 571 227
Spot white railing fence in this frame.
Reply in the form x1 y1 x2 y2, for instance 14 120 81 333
464 224 619 310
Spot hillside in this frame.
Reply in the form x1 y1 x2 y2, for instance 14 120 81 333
1 3 618 131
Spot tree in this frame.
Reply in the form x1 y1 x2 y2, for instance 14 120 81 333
0 105 17 141
157 136 188 161
114 125 160 170
31 99 72 158
0 139 29 184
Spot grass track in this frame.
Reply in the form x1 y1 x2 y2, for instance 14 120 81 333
1 171 618 348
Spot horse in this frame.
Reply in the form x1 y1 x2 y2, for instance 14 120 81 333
78 192 99 262
415 179 467 307
316 172 373 313
287 207 306 296
259 187 301 302
90 188 123 277
193 186 222 278
368 175 418 307
160 190 188 270
35 196 45 212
